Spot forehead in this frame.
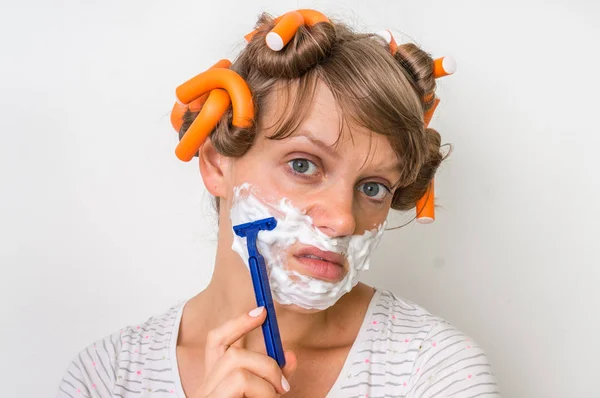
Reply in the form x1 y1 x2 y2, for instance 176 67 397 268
259 79 398 163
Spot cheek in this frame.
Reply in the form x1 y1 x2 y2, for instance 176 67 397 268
229 159 291 203
353 202 391 231
231 155 314 203
357 216 388 233
230 159 270 190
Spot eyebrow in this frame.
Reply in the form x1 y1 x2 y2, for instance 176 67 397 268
293 130 341 159
293 130 401 181
372 163 401 174
374 163 403 188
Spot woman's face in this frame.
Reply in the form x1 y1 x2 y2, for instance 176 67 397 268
220 81 401 284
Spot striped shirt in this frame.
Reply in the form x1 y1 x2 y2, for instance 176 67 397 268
56 289 500 397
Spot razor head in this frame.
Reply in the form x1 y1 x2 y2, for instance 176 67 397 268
233 217 277 238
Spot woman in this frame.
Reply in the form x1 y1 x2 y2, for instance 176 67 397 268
57 10 499 398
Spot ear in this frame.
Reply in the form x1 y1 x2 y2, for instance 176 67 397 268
198 137 229 198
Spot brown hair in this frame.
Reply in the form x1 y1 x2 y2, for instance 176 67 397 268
180 12 448 214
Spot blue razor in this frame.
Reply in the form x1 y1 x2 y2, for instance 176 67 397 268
233 217 285 368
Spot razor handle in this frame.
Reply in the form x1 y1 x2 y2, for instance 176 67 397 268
248 252 286 368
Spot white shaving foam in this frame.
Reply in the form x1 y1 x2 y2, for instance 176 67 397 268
230 183 386 310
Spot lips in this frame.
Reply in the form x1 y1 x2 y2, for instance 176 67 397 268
292 246 346 282
295 247 344 266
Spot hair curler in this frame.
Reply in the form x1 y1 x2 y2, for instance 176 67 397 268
170 61 254 162
375 30 398 55
170 59 232 133
379 31 456 223
245 9 331 51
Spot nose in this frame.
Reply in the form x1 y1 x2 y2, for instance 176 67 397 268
306 185 356 238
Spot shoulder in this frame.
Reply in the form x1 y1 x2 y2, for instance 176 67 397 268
337 290 500 397
56 301 186 398
364 289 443 348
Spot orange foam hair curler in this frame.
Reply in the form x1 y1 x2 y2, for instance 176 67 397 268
265 11 304 51
416 179 435 224
434 56 457 78
415 97 441 224
417 56 455 223
175 69 253 126
423 97 441 127
175 89 232 161
244 9 331 51
376 29 457 223
170 59 232 133
376 30 398 55
170 59 254 162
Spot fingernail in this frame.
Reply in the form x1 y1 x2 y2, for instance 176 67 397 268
281 375 290 392
248 307 264 317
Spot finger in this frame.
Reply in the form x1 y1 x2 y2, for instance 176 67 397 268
207 369 277 398
281 350 298 381
204 346 290 395
205 307 267 372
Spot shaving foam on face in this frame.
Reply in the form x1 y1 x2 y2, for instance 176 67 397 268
230 183 386 310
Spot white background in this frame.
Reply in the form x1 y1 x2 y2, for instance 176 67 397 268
1 0 599 397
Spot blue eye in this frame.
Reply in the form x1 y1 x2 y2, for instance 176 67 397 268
288 159 318 175
358 182 390 200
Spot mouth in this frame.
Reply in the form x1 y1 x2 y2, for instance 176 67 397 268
292 246 346 282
